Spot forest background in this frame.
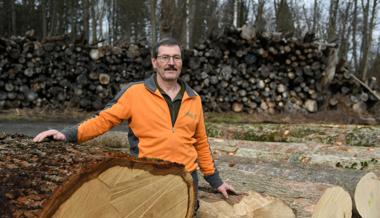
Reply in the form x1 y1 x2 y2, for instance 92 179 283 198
0 0 379 87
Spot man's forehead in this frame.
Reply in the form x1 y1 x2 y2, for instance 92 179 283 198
157 45 181 54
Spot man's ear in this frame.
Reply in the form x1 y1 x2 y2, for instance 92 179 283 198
151 58 157 68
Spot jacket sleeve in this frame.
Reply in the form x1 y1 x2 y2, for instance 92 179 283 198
62 90 132 143
193 99 223 189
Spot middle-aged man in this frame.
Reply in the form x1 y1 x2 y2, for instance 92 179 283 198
33 37 235 213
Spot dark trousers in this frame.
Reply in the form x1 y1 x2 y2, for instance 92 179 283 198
191 170 200 211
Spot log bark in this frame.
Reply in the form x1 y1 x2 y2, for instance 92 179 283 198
0 134 195 218
209 138 380 171
205 159 358 218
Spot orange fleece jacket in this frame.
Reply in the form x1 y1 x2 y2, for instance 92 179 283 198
73 77 217 176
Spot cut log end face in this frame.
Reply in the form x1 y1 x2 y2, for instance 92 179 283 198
312 186 352 218
0 134 195 218
354 172 380 218
51 167 192 218
198 190 295 218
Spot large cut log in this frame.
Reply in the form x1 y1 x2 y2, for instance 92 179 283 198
209 138 380 170
198 189 295 218
204 160 356 218
0 134 195 218
354 172 380 218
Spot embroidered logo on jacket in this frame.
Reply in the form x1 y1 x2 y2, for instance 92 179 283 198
185 111 197 120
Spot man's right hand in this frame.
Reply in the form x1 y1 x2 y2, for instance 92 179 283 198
33 129 66 142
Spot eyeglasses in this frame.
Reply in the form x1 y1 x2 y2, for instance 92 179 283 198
156 55 182 64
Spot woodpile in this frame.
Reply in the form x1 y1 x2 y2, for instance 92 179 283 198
0 26 378 113
0 134 195 218
0 33 152 111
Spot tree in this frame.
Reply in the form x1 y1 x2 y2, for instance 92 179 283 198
233 0 240 27
327 0 340 42
275 0 295 33
11 0 16 35
312 0 321 34
338 1 353 61
41 0 47 38
255 0 266 33
90 0 97 42
150 0 157 47
159 0 174 38
116 0 149 42
359 0 379 82
352 0 359 72
368 37 380 85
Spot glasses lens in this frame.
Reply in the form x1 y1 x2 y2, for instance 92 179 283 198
158 55 182 63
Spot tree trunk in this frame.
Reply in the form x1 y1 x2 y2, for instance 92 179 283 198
233 0 239 27
352 0 359 72
150 0 157 48
175 1 187 45
338 1 352 60
83 0 90 42
327 0 340 42
359 0 370 81
70 0 78 39
255 0 266 33
359 0 378 82
47 0 55 36
160 0 175 38
0 134 195 218
41 0 47 38
185 0 190 49
11 0 16 35
312 0 320 34
90 0 97 43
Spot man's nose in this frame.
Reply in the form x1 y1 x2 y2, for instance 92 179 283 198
168 57 176 65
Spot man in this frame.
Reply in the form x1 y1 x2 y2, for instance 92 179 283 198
33 37 235 212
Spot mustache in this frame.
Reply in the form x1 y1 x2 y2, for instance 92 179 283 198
164 66 177 71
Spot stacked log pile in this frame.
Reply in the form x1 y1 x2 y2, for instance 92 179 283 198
185 28 329 113
0 33 152 110
0 27 378 113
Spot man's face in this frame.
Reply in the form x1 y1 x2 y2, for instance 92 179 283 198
152 45 182 82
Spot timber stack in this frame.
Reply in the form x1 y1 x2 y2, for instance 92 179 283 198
0 26 378 113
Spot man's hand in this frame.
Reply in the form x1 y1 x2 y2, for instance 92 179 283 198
217 182 237 199
33 129 66 142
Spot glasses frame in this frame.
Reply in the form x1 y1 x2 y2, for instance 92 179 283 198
156 55 182 64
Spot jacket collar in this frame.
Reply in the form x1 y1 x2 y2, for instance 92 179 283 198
144 74 197 98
